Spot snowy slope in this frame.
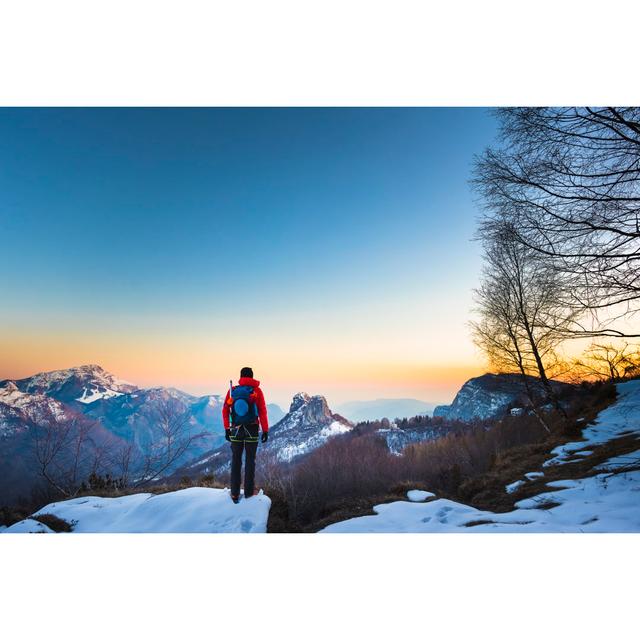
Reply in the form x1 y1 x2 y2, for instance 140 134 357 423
543 379 640 466
321 471 640 533
322 380 640 533
3 487 271 533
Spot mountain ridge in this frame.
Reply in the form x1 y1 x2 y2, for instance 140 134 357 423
434 372 574 421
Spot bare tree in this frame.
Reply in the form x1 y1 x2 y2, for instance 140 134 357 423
471 222 577 426
133 398 205 487
30 408 104 498
474 107 640 338
107 440 136 488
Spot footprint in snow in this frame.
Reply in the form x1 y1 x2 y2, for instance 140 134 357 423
436 506 452 523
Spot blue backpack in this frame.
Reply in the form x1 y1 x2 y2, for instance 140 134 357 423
230 385 258 426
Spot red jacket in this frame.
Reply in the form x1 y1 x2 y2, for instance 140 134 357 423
222 377 269 432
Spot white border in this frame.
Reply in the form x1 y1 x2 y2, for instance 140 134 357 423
1 2 638 637
0 0 638 106
1 533 638 639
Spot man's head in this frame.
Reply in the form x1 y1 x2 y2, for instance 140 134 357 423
240 366 254 378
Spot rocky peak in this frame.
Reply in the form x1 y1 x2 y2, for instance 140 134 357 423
76 364 105 373
290 392 311 412
288 392 333 424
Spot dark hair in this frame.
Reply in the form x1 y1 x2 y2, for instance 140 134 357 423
240 366 254 378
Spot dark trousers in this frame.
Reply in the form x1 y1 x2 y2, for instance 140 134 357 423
230 440 258 497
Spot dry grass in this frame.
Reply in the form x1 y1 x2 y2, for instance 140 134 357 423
456 380 624 513
31 513 74 533
266 380 623 532
0 506 30 528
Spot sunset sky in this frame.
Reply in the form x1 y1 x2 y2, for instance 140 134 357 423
0 108 498 407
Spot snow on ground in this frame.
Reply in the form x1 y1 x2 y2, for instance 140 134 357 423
4 519 54 533
505 471 545 493
595 449 640 472
322 380 640 533
320 421 351 438
544 379 640 467
407 490 435 502
321 468 640 532
3 487 271 533
505 480 526 494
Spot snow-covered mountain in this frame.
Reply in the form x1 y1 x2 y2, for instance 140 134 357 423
268 392 353 461
336 398 436 422
0 380 124 505
1 364 138 406
433 373 573 422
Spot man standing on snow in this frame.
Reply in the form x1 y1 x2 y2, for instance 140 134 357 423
222 367 269 503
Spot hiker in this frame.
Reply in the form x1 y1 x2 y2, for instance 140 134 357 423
222 367 269 503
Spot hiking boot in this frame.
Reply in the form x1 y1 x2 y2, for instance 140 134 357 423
231 494 240 504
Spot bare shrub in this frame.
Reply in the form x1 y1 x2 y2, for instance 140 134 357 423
572 342 640 382
31 513 74 533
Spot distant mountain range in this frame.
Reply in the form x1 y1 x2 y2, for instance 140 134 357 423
336 398 436 422
0 365 285 504
0 365 576 506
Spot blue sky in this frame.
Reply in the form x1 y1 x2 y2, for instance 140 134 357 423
0 108 499 406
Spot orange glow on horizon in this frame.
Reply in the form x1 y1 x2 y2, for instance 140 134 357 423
0 328 484 406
